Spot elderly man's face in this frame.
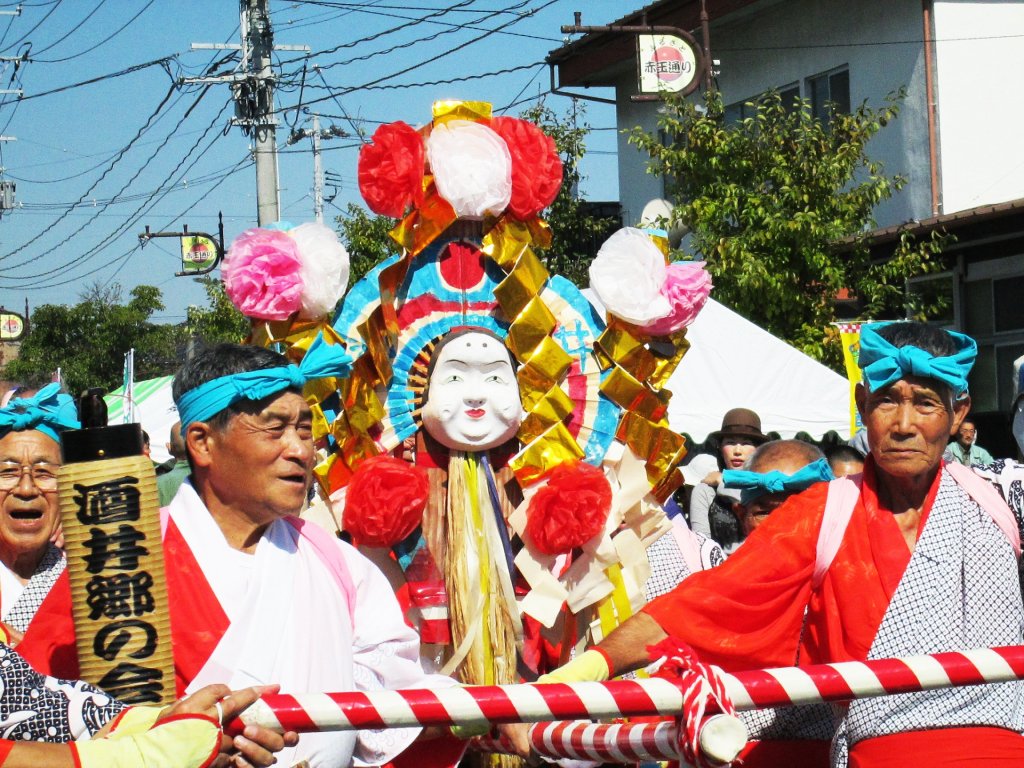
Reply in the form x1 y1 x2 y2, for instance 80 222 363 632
200 391 314 525
956 422 977 448
0 430 61 568
735 450 816 535
857 377 969 480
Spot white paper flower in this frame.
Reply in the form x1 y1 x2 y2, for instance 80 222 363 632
588 228 671 326
289 222 350 319
426 120 512 218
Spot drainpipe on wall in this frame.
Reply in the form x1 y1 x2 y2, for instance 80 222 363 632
922 0 941 216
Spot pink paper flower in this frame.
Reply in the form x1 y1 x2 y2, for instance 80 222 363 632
641 261 713 335
222 228 304 320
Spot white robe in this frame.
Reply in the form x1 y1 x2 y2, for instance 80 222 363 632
169 482 454 767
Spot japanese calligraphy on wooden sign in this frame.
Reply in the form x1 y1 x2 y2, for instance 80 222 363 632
58 457 175 705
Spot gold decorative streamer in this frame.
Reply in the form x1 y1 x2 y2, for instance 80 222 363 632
432 100 492 123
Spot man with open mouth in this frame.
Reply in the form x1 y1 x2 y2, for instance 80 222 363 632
164 339 454 768
0 383 81 678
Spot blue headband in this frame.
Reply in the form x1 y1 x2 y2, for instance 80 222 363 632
723 457 835 506
176 333 352 434
859 322 976 397
0 383 80 443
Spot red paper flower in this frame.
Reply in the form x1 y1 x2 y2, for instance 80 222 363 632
491 117 562 220
525 461 612 555
343 454 429 547
357 121 425 218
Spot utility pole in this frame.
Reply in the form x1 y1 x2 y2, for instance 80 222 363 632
186 1 309 226
312 113 323 223
286 114 347 224
248 0 279 226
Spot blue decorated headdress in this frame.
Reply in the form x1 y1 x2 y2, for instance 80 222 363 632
859 322 976 398
175 332 352 434
0 383 80 443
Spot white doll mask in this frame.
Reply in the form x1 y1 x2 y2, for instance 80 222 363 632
421 332 524 452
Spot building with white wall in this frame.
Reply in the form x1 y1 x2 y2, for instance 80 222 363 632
547 0 1024 450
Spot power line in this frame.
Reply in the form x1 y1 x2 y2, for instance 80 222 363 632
303 61 541 94
293 0 525 76
17 160 249 209
278 0 559 115
27 0 107 57
275 0 475 67
0 0 61 55
1 94 230 278
16 54 175 102
33 0 156 63
0 81 178 263
3 130 243 289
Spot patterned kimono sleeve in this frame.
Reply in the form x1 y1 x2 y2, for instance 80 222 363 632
971 459 1024 592
0 643 126 742
971 459 1024 538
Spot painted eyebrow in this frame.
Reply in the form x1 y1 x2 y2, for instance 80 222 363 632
444 358 512 369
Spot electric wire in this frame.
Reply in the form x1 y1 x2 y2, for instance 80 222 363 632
275 0 475 67
0 81 178 263
26 0 107 57
285 0 485 75
0 0 61 55
279 0 559 115
15 55 175 102
32 0 156 63
2 116 239 288
1 93 229 278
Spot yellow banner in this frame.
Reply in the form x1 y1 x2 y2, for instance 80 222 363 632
837 323 863 437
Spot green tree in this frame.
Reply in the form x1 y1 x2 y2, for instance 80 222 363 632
4 283 185 395
185 276 250 345
630 90 948 368
335 203 399 287
520 101 619 287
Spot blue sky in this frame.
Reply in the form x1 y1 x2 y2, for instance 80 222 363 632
0 0 626 321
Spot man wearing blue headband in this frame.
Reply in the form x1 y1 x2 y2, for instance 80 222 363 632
0 383 81 678
724 440 833 544
506 321 1024 768
164 342 453 768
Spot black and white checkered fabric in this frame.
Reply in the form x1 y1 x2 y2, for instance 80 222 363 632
832 465 1024 766
3 544 65 633
0 642 125 742
642 529 724 602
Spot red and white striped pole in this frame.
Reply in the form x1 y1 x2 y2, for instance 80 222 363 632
230 645 1024 733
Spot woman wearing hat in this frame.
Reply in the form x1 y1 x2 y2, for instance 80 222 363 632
688 407 769 551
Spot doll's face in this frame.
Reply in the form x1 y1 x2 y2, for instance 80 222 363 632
422 333 523 452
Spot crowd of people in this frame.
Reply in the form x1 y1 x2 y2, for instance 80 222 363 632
1 320 1024 768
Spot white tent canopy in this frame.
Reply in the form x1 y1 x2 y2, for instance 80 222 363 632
582 291 851 442
101 298 852 463
104 375 178 464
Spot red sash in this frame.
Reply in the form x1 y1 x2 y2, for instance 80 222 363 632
850 727 1024 766
14 571 79 679
162 517 230 696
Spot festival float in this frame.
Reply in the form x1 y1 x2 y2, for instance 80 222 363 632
218 99 712 692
